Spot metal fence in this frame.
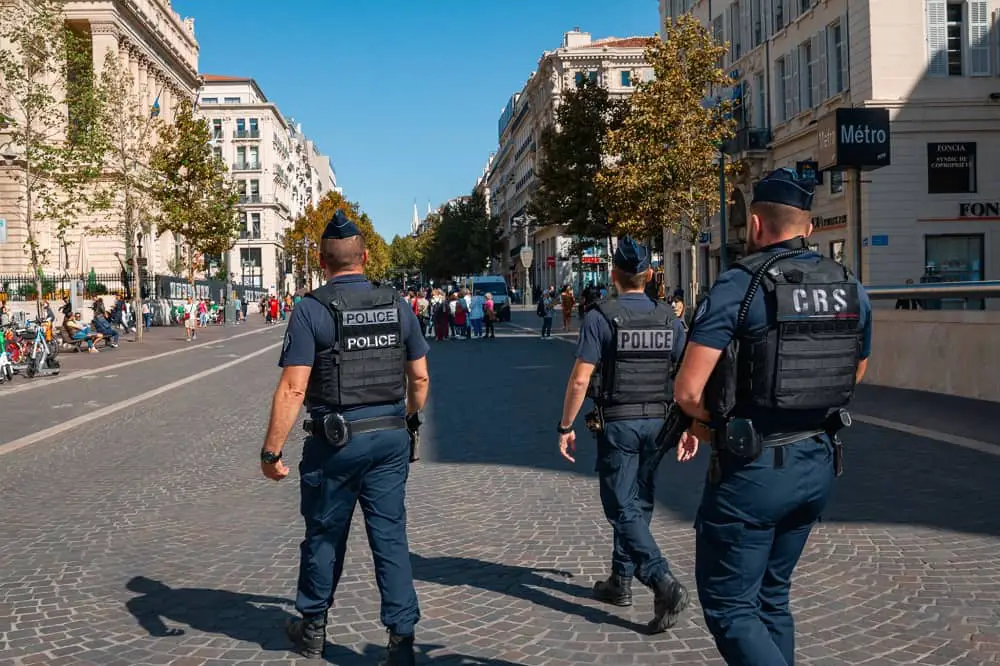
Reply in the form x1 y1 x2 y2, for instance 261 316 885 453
0 273 157 303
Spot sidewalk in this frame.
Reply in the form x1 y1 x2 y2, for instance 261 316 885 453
50 316 278 375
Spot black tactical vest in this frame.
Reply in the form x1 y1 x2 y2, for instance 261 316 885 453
304 282 406 410
587 300 675 406
704 243 863 417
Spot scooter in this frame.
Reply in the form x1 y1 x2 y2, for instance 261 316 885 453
20 323 60 378
0 347 14 384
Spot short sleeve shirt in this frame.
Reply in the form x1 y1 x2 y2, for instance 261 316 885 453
689 244 873 433
575 293 688 367
278 274 429 420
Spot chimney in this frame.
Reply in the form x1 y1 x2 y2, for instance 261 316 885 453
563 28 591 49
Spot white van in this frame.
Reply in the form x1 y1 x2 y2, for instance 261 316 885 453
466 275 511 321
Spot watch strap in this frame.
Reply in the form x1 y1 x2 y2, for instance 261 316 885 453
260 449 282 464
556 423 573 435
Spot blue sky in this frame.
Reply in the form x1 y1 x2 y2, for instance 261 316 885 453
172 0 659 240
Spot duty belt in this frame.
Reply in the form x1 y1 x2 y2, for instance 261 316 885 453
600 402 669 421
303 415 406 437
761 429 826 447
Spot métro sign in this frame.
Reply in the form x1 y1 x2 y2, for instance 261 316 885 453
816 107 891 171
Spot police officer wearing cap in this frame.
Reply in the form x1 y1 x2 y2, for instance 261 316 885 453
260 210 430 665
557 237 690 633
672 168 873 664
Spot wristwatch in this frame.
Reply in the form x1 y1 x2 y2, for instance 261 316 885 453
260 449 282 464
556 422 574 435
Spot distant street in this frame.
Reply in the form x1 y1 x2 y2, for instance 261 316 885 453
1 315 999 665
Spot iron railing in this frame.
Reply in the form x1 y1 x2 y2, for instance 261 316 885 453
867 280 1000 310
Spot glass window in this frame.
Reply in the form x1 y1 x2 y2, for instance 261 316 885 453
249 179 260 198
829 170 844 194
249 118 259 135
925 234 984 309
830 22 845 93
212 146 222 162
829 239 845 263
250 213 261 239
201 97 218 104
574 72 584 86
946 1 964 76
224 96 240 104
588 71 598 83
249 146 259 167
236 118 246 134
212 119 222 139
621 70 631 87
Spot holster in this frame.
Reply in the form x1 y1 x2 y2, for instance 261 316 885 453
584 407 604 434
714 418 763 460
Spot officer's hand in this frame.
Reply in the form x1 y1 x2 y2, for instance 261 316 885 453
676 430 699 463
558 430 576 463
261 460 290 481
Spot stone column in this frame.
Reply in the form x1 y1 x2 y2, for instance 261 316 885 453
88 21 119 75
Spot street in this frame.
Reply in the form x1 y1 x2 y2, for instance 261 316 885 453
1 315 999 666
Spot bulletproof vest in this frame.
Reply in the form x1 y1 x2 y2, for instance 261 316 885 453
304 282 406 410
587 299 675 406
704 244 863 417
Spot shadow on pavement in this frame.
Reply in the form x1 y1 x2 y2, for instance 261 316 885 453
424 324 1000 539
410 553 647 634
126 576 527 664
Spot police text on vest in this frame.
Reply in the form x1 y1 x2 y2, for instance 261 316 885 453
343 308 399 326
618 329 673 352
790 288 850 313
345 333 399 350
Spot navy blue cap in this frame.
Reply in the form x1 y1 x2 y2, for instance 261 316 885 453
752 168 815 211
613 237 651 274
321 210 360 240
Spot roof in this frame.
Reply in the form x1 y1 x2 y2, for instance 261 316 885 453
201 74 251 83
582 37 655 49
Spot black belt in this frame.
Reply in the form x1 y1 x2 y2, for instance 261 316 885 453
303 416 406 437
761 430 826 447
600 402 669 421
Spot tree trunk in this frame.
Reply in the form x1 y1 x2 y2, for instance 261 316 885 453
24 160 44 321
689 236 699 310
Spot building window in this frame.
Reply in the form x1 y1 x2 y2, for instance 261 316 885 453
828 20 846 93
250 213 261 239
776 56 790 122
249 145 259 168
249 179 260 200
829 170 844 194
249 118 259 135
946 2 964 75
212 146 222 163
236 118 246 135
799 40 813 109
925 234 985 308
730 1 742 60
799 0 812 12
829 239 845 264
224 96 240 104
236 146 246 168
712 15 724 67
753 72 766 127
752 0 764 45
201 97 218 104
774 0 786 31
212 119 222 139
621 70 631 86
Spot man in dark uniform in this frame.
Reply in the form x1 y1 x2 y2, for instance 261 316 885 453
672 168 873 664
260 210 430 665
556 237 691 633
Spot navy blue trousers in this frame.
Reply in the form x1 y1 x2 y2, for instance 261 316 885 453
695 435 836 666
295 429 420 635
595 418 671 585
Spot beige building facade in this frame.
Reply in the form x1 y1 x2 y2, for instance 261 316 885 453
0 0 200 277
198 78 335 295
487 30 651 296
660 0 1000 310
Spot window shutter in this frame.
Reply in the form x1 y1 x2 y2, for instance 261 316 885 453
788 0 800 23
742 0 752 54
969 0 991 76
925 0 948 76
816 30 828 101
781 59 791 121
840 13 851 91
790 50 800 116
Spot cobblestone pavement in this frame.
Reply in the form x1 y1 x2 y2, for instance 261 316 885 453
1 319 999 665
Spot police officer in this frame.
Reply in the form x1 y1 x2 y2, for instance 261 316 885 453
260 210 430 665
556 237 690 633
672 168 873 664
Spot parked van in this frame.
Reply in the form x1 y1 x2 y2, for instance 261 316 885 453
465 275 511 321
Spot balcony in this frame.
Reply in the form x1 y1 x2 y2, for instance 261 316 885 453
232 162 261 172
722 127 771 157
238 195 262 204
233 130 260 140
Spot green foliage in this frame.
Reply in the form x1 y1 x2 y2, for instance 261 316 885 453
597 14 738 241
389 234 423 270
420 190 501 280
86 267 98 293
529 76 628 252
149 99 241 284
0 0 105 308
283 190 391 284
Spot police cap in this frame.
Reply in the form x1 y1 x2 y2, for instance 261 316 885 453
322 210 360 240
613 237 651 274
752 167 815 211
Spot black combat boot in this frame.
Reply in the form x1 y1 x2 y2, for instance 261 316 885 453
647 574 690 634
285 614 326 658
592 573 633 607
379 631 416 666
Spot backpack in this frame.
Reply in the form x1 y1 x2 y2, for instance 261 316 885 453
536 298 545 317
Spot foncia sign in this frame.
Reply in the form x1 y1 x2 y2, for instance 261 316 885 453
816 107 891 171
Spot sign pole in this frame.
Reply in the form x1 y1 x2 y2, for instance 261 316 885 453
853 166 864 283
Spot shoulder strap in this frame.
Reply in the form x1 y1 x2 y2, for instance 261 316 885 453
593 300 624 327
735 249 810 328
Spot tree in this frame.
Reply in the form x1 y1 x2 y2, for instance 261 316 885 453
149 99 241 285
0 0 104 312
529 76 629 262
597 13 737 298
420 190 500 280
389 234 422 271
283 190 390 285
90 47 160 340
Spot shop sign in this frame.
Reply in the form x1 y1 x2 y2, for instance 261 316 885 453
927 142 976 194
810 214 848 231
816 107 891 171
958 201 1000 217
